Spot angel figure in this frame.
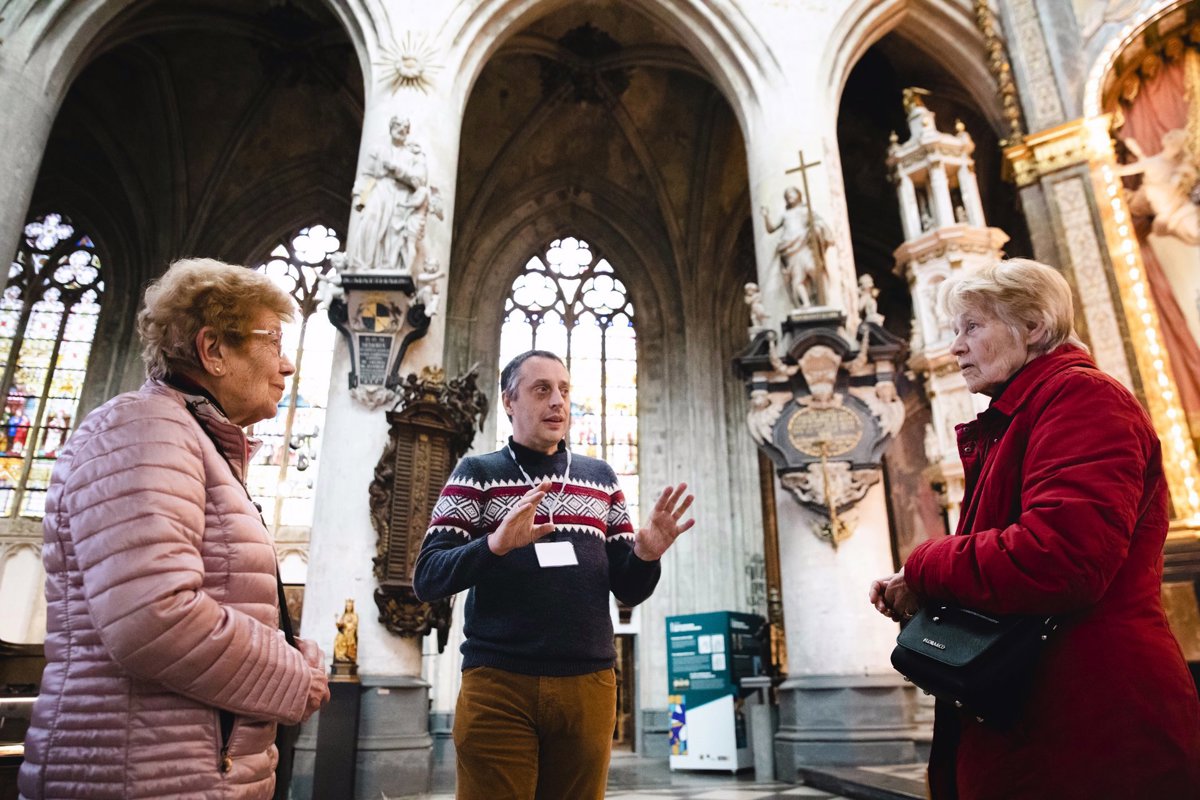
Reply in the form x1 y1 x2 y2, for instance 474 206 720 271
847 379 905 439
746 389 785 445
1118 130 1200 244
744 282 770 329
857 274 883 326
415 258 447 317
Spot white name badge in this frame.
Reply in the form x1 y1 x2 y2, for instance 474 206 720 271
534 541 578 568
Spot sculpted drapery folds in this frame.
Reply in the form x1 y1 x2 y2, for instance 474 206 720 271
761 186 836 308
349 117 436 274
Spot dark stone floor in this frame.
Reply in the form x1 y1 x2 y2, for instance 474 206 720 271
418 751 927 799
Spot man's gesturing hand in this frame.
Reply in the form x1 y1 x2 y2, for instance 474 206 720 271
488 479 556 556
633 482 696 561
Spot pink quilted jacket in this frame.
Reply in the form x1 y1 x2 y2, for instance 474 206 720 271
19 380 312 800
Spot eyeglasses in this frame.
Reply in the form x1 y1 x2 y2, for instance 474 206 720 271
247 329 284 356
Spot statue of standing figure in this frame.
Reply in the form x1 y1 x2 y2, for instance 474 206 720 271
349 117 435 273
333 598 359 664
761 186 836 308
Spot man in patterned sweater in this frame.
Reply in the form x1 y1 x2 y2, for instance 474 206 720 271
414 349 695 800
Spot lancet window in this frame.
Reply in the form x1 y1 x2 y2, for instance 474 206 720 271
0 213 105 518
497 237 640 523
248 225 340 541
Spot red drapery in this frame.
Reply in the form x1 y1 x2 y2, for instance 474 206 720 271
1116 59 1200 436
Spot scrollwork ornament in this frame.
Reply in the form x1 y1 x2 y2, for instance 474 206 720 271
373 587 453 652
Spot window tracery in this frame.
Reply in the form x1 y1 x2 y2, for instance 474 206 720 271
0 212 104 518
496 237 640 523
249 224 341 538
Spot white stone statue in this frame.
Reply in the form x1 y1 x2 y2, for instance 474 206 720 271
746 388 785 445
761 186 836 308
349 117 436 273
856 274 883 326
399 146 444 277
415 258 446 317
1118 130 1200 245
744 282 769 329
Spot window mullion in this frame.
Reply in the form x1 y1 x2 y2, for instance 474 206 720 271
271 313 309 537
10 302 70 517
0 283 44 404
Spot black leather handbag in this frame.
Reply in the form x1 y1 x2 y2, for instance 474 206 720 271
891 604 1056 726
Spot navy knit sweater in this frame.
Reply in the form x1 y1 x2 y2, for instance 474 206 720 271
412 438 661 676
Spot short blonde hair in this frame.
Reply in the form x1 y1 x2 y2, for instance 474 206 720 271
138 257 294 379
938 258 1087 355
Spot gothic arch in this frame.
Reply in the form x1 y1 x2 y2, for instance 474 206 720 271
441 0 782 134
824 0 1006 136
4 0 369 111
446 180 684 459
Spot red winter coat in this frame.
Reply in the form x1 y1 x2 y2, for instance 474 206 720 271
19 380 313 800
905 345 1200 800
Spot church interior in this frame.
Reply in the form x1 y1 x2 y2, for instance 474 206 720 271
2 0 1200 798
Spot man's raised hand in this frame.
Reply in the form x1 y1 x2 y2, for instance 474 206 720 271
488 479 556 555
633 482 695 561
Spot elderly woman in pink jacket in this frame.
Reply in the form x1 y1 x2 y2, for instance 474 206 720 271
19 258 330 800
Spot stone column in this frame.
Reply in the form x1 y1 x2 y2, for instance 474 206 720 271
293 18 464 797
745 98 857 327
897 174 921 241
771 481 920 772
0 56 59 286
957 164 985 227
743 93 921 773
927 161 955 229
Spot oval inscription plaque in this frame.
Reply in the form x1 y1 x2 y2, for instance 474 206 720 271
786 405 864 457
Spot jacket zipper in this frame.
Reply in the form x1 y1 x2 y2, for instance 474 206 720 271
218 708 235 773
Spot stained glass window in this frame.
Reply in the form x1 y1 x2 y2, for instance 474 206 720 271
0 213 104 517
247 225 340 537
496 237 639 523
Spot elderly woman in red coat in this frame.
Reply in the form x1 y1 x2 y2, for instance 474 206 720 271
870 258 1200 800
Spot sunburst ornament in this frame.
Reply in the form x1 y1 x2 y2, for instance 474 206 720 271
377 32 442 94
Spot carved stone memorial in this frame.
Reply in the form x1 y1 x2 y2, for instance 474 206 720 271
735 309 907 548
328 117 448 410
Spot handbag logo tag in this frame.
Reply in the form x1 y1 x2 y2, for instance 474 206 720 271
921 637 947 650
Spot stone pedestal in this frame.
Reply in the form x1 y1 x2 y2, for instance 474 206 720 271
773 674 920 773
292 674 432 800
771 483 924 774
312 678 362 799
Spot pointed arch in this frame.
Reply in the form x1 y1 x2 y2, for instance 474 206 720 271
441 0 782 134
5 0 369 112
824 0 1006 135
